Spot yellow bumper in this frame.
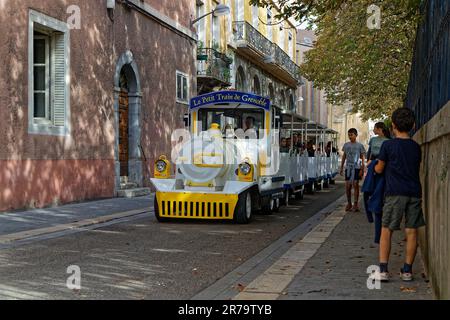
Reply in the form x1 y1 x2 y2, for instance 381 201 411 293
155 192 238 220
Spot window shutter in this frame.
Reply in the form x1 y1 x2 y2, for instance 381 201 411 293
52 33 66 127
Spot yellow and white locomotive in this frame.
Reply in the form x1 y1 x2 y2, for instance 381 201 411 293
150 91 339 223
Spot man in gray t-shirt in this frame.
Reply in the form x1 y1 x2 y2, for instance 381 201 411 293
340 128 366 212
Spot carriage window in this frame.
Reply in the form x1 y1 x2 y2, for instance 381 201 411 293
198 109 264 137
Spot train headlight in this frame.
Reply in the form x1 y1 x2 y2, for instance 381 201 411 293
154 155 170 179
239 162 252 176
156 160 167 173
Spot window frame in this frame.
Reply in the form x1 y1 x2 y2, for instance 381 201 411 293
28 9 70 136
176 70 190 105
33 35 51 124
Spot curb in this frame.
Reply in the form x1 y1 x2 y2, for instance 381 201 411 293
192 194 347 300
233 198 347 300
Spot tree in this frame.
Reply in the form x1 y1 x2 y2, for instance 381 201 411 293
250 0 421 120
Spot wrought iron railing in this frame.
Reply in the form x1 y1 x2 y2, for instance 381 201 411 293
233 21 302 83
197 48 232 84
405 0 450 130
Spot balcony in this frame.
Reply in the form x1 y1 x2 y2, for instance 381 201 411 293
233 21 302 87
197 48 232 94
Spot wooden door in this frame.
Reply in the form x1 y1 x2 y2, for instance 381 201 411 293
119 90 129 177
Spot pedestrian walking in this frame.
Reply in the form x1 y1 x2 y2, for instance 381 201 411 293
340 128 366 212
373 108 426 282
367 122 391 163
363 122 391 244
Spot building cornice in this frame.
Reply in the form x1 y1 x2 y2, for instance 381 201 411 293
124 0 198 41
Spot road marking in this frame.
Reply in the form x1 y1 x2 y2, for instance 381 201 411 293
232 202 347 300
0 208 151 245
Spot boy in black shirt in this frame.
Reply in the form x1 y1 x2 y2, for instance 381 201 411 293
373 108 426 282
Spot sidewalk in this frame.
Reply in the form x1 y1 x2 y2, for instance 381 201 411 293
0 196 153 239
230 197 434 300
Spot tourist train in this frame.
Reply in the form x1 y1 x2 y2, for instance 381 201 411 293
150 91 339 223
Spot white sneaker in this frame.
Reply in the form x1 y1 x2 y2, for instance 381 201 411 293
400 270 413 281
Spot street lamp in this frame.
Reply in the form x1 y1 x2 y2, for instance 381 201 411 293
191 4 230 25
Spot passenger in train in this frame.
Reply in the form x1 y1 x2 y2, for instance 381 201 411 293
306 141 316 157
317 143 324 155
280 138 290 153
244 116 258 139
325 141 337 157
286 137 292 151
223 124 234 138
292 134 300 153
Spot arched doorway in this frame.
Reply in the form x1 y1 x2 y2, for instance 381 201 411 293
119 70 129 177
114 51 142 192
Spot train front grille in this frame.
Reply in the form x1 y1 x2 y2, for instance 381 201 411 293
156 192 238 220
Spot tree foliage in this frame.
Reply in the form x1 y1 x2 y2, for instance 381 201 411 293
250 0 421 120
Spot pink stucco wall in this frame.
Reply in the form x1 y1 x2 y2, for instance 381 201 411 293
0 0 196 211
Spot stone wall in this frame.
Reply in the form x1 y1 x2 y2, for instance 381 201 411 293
414 101 450 299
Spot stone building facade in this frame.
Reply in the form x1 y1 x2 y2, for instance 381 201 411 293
194 0 301 110
0 0 196 211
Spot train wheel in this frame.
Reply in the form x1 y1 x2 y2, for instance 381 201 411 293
261 196 274 215
282 189 291 206
234 191 252 224
154 195 169 223
295 187 304 200
316 180 323 191
273 198 280 212
306 183 315 194
323 178 330 188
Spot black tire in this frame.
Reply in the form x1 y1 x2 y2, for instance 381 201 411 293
315 180 323 191
330 178 336 185
306 182 315 194
282 189 291 206
273 198 280 212
261 196 274 215
323 178 330 188
154 195 169 222
234 191 252 224
295 187 304 200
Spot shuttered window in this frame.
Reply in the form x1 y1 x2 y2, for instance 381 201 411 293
52 33 66 127
176 71 189 104
28 10 70 136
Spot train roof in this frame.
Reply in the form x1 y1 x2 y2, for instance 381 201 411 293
189 91 338 134
281 111 337 134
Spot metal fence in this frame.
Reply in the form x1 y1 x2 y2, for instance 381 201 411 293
405 0 450 130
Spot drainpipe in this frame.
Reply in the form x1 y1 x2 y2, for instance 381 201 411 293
107 0 115 21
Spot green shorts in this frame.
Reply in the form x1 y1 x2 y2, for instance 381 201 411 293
382 196 426 230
